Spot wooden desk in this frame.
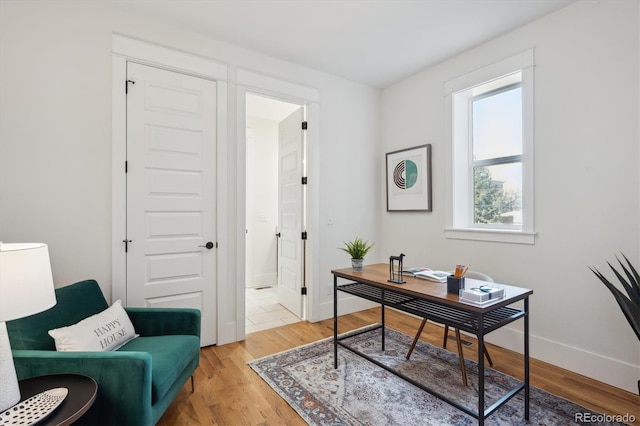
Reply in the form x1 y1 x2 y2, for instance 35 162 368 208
332 263 532 425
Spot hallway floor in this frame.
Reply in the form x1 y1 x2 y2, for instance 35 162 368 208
245 286 301 334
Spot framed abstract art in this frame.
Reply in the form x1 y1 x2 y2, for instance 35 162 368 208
386 144 432 212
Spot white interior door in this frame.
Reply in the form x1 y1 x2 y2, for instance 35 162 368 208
125 62 217 346
277 107 305 317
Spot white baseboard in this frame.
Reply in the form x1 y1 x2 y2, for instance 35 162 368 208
486 326 639 394
217 319 237 346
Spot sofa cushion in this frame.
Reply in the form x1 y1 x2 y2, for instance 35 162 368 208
118 335 200 403
7 280 109 350
48 300 138 351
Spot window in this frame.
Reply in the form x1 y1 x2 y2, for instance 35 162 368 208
445 50 535 244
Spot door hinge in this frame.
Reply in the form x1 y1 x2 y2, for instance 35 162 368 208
301 177 307 185
301 287 307 295
125 161 128 173
301 121 308 130
125 79 136 94
301 231 307 240
123 239 132 252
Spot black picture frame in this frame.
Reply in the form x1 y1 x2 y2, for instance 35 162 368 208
386 144 432 212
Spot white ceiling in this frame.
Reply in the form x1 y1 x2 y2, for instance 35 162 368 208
114 0 575 88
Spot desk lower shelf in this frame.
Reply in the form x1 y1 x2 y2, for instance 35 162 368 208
333 266 531 425
337 282 524 335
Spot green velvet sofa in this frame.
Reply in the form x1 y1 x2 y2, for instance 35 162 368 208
7 279 201 425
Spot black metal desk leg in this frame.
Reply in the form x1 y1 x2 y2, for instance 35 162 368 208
334 275 338 369
524 297 530 420
379 289 386 351
478 314 485 426
381 304 386 351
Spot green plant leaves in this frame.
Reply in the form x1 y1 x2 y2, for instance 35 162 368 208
339 237 374 260
590 253 640 341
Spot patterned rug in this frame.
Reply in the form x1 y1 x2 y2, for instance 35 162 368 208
249 325 626 425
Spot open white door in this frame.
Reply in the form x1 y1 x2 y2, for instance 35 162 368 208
277 107 305 318
125 62 217 346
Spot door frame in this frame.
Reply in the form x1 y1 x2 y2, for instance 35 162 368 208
237 69 320 340
111 35 231 341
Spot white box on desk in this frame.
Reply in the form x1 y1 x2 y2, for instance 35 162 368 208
460 286 505 303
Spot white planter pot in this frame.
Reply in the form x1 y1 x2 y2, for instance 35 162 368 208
351 258 364 272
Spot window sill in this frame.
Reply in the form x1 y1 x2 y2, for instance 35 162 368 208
444 228 536 245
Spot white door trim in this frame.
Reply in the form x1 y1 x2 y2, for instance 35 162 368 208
237 69 321 341
237 68 320 102
112 34 228 80
111 34 232 342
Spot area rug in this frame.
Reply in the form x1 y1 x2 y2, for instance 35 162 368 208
249 325 627 425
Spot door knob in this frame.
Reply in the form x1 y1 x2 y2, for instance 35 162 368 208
199 242 214 249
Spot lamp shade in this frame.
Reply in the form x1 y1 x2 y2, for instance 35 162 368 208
0 243 56 321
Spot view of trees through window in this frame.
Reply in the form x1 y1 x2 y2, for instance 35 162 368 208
471 83 523 226
474 166 521 224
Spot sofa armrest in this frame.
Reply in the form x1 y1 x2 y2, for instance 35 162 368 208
13 349 153 425
125 308 201 338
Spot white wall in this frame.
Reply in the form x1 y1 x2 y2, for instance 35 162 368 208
6 0 633 395
380 0 639 393
246 117 278 288
0 1 380 332
315 82 383 318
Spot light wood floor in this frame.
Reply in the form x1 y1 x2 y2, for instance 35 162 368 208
158 308 640 425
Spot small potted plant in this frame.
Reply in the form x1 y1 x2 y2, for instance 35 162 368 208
340 237 374 271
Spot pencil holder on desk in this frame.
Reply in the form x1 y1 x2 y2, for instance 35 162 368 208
447 275 465 294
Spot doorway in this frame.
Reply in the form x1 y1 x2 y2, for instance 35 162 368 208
125 62 218 346
245 93 304 334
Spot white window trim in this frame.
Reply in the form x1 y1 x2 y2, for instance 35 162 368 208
444 49 536 244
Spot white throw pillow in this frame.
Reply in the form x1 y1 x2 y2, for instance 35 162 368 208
48 300 138 351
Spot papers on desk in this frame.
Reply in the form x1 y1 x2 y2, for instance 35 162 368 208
402 267 448 283
415 270 449 283
460 286 505 305
401 267 431 275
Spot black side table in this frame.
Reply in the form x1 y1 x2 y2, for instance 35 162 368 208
17 374 97 426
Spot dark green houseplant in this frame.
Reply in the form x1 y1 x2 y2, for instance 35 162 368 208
589 254 640 341
340 238 374 272
589 253 640 393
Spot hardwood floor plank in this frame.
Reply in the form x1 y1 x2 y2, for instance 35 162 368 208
158 308 639 425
